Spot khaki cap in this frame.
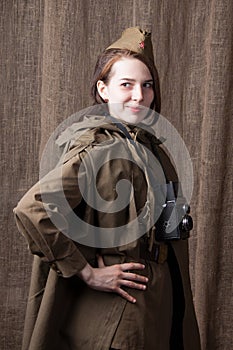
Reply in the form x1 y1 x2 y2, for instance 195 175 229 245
107 26 155 64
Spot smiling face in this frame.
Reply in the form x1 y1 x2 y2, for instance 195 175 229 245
97 57 154 124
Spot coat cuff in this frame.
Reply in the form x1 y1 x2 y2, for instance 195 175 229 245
49 251 88 278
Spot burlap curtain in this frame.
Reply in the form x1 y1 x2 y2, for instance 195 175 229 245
1 1 232 349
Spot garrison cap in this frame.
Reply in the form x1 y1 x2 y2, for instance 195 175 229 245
106 26 155 65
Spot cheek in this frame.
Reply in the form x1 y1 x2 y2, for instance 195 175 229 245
145 90 154 105
108 89 131 102
150 89 155 100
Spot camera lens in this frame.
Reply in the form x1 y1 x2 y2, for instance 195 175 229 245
180 214 193 232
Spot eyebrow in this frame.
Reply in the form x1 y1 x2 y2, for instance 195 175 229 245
120 78 153 82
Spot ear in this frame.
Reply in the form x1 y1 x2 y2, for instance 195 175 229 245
97 80 109 102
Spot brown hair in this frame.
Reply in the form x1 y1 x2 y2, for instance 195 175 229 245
91 48 161 113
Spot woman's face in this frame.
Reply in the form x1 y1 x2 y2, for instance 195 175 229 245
97 57 154 124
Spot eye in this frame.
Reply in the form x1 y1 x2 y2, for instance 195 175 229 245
143 82 153 88
121 82 132 88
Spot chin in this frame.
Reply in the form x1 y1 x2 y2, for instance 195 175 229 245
123 109 149 124
119 114 144 124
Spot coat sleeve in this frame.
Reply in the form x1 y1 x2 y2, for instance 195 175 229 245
13 153 89 278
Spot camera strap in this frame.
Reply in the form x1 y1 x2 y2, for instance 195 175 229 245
111 119 136 145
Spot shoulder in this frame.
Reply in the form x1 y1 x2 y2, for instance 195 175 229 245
61 125 120 164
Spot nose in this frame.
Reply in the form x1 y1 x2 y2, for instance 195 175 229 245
131 85 143 102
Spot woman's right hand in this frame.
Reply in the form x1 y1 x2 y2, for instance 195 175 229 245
77 255 148 303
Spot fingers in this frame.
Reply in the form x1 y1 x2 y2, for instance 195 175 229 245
123 271 148 284
97 257 148 287
120 261 146 271
97 257 145 272
117 287 137 304
120 279 147 291
118 263 148 303
119 261 148 284
116 279 147 304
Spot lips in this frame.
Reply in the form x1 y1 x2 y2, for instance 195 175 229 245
127 105 142 113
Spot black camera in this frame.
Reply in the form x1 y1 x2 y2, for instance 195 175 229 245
155 182 193 241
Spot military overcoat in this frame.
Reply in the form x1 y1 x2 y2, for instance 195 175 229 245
14 117 201 350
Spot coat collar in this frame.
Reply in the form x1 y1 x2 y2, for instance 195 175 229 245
56 114 164 150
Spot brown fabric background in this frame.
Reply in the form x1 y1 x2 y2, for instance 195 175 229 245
1 1 232 349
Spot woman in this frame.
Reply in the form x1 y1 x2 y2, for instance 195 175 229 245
14 27 201 350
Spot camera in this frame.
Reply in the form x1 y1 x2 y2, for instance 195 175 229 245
155 182 193 241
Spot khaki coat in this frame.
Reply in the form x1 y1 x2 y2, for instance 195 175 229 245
14 119 201 350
